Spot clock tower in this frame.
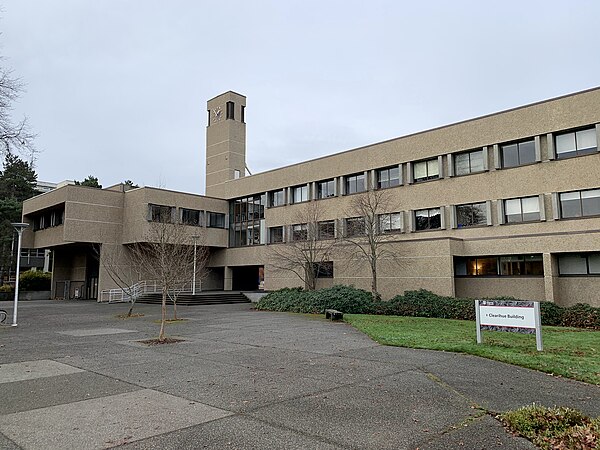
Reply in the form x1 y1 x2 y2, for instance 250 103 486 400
205 91 247 197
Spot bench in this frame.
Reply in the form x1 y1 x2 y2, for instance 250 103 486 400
325 309 343 321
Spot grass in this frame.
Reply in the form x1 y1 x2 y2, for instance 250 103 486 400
500 404 599 449
344 314 600 385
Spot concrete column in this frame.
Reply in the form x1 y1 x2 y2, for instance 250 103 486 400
370 169 376 190
407 162 414 184
224 266 233 291
447 154 454 177
551 192 559 220
493 144 500 170
398 163 404 185
438 155 445 178
311 181 317 200
534 136 542 162
543 253 559 303
546 133 555 160
482 146 490 171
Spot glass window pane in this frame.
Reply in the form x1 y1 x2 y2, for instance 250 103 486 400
414 162 427 180
477 258 498 275
521 197 539 214
556 132 576 157
505 199 521 216
472 203 487 225
455 259 467 276
576 128 597 151
390 213 402 230
558 254 588 275
470 150 484 172
356 174 365 192
427 159 439 178
502 144 519 167
518 140 536 165
454 153 470 176
415 209 429 230
560 192 582 218
389 167 400 183
581 189 600 216
588 254 600 274
378 170 389 183
428 208 441 229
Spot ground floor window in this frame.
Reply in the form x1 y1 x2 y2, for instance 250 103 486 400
454 254 543 276
313 261 333 278
558 253 600 275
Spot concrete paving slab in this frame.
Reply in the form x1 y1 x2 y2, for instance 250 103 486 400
427 354 600 416
418 414 536 449
0 359 84 384
119 415 344 450
57 327 139 336
0 389 233 450
89 354 250 388
156 367 343 413
337 344 455 368
249 370 476 449
0 432 20 450
0 371 141 415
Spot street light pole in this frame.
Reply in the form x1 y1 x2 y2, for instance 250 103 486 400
192 235 200 295
11 223 30 327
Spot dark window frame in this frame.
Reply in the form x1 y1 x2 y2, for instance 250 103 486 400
269 226 284 244
503 196 540 223
501 139 536 168
317 179 336 199
555 127 597 159
559 188 600 219
376 166 400 189
413 158 439 182
226 101 234 120
180 208 203 226
379 212 402 233
456 202 487 228
414 208 441 231
318 220 335 239
345 217 365 237
344 173 366 195
314 261 334 278
454 149 485 176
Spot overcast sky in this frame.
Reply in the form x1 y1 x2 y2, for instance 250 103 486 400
2 1 599 194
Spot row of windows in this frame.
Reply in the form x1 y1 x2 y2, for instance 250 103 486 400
455 253 600 277
32 208 65 231
148 204 226 228
265 188 600 242
455 255 544 276
263 125 598 208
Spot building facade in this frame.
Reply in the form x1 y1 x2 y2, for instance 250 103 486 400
21 88 600 306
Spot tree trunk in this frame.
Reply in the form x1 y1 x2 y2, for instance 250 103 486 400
158 289 167 342
127 301 134 317
172 299 178 320
371 260 378 301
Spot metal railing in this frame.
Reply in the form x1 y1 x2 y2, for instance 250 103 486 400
98 280 199 303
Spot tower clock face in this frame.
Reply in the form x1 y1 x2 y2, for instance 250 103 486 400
212 107 222 122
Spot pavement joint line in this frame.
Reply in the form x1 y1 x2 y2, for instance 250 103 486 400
0 431 21 450
424 371 483 410
414 411 489 449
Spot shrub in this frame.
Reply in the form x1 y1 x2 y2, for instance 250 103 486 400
0 284 13 293
256 287 600 329
19 270 51 291
256 285 377 314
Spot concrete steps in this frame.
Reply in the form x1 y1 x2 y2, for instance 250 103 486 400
135 291 251 306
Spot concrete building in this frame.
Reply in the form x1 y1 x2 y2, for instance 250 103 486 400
21 88 600 306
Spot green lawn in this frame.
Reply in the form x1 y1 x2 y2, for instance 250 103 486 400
344 314 600 385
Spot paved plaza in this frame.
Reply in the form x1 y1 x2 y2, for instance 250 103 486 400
0 300 599 449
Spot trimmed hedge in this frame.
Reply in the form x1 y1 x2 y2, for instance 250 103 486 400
255 286 600 329
19 271 51 291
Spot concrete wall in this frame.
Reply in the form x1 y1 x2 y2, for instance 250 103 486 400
557 278 600 307
455 277 546 302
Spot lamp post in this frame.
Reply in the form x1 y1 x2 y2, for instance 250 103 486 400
191 235 200 295
11 223 29 327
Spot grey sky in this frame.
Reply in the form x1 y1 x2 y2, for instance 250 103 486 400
2 1 599 194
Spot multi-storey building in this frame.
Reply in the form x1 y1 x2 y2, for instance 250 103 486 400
21 88 600 306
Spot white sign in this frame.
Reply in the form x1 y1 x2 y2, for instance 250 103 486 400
479 305 536 329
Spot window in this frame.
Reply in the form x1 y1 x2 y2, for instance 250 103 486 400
345 217 365 237
345 173 365 195
317 179 336 199
241 105 245 123
499 255 543 275
454 150 484 176
318 220 335 239
377 166 400 189
269 226 284 243
230 195 265 246
413 158 439 182
292 185 309 203
504 197 540 223
558 253 600 275
415 208 441 231
33 206 65 231
379 212 402 233
181 208 202 226
501 139 536 168
314 261 334 278
269 189 285 207
456 202 487 228
149 204 173 223
455 254 543 276
560 188 600 218
226 101 234 120
292 223 308 241
555 128 597 159
234 169 241 179
207 212 226 228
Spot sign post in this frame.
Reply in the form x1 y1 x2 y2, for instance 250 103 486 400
475 299 543 351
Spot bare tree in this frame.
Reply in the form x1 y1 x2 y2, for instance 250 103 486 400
342 189 402 300
0 67 36 160
96 244 142 317
269 201 337 290
127 220 208 341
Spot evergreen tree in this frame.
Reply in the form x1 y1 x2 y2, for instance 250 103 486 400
75 175 101 188
0 153 38 283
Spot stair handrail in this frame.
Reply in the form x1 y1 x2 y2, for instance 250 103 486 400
99 279 201 303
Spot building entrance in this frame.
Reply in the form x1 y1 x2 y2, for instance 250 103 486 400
231 265 264 291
